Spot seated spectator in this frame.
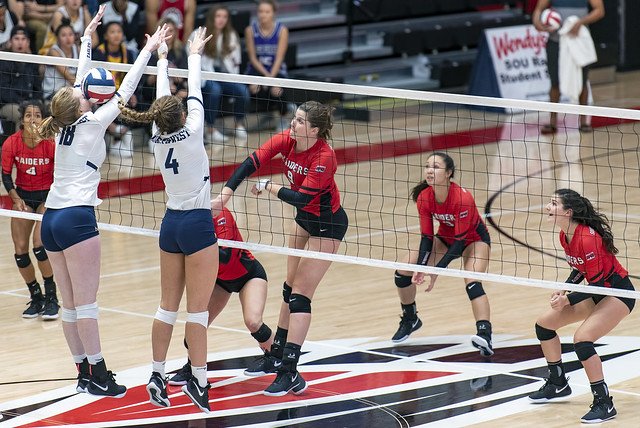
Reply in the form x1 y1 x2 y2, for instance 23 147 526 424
99 0 140 54
93 20 137 157
197 4 248 145
244 0 292 131
0 26 42 129
145 0 194 44
38 0 94 55
42 18 77 100
8 0 63 53
0 0 19 49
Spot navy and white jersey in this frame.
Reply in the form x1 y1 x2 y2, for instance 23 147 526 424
46 36 152 209
246 21 287 76
151 55 211 210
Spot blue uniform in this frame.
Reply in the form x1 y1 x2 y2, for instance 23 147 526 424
246 21 287 77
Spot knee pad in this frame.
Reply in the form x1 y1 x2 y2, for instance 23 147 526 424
61 308 77 323
574 341 597 361
186 311 209 328
465 281 486 300
155 307 178 326
76 302 99 320
289 293 311 314
32 246 48 262
14 253 32 269
251 323 272 343
282 281 292 303
535 323 557 341
394 271 413 288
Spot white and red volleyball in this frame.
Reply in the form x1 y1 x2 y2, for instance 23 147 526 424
81 67 116 104
540 8 562 31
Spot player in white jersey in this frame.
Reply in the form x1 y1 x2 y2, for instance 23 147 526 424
37 4 170 399
118 27 217 413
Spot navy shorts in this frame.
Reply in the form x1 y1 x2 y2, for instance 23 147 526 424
217 259 268 293
16 188 49 212
295 206 349 241
159 209 217 255
41 206 99 252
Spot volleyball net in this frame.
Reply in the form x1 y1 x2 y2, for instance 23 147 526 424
1 51 640 300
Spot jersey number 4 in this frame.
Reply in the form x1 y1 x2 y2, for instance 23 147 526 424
164 147 179 174
59 125 76 146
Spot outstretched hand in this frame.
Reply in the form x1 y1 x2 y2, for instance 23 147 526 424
188 27 213 55
84 4 106 37
143 24 172 53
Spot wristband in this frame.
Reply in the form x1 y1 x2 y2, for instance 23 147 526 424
256 179 271 192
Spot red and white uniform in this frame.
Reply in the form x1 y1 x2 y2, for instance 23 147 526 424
560 224 628 286
158 0 186 40
214 207 255 281
1 131 55 191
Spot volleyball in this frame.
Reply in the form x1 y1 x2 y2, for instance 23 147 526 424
540 8 562 31
81 67 116 104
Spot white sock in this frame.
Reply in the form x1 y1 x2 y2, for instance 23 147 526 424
86 352 104 365
191 365 207 387
72 354 87 364
152 360 166 378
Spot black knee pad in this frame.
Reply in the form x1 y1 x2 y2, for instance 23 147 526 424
535 323 557 341
14 253 32 269
282 281 292 303
394 271 413 288
32 246 48 262
465 281 486 300
574 341 597 361
289 293 311 314
251 323 272 343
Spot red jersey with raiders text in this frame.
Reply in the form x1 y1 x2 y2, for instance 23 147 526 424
559 224 627 286
417 182 486 246
251 130 341 215
1 131 55 191
214 207 255 281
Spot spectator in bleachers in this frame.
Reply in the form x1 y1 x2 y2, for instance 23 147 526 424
0 26 42 128
0 0 19 49
244 0 291 131
38 0 94 55
42 18 77 100
8 0 63 53
99 0 140 54
145 0 194 44
198 4 248 145
93 19 137 157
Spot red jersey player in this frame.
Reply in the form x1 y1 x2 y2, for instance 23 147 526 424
1 100 59 320
392 152 493 358
212 100 348 397
168 206 276 384
529 189 634 423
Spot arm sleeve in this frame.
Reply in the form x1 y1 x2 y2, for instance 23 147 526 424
435 239 466 268
154 57 171 135
224 135 286 190
184 54 204 133
2 173 14 193
225 157 258 191
276 187 314 209
566 269 585 284
74 35 93 86
93 49 152 127
417 235 433 266
567 291 595 306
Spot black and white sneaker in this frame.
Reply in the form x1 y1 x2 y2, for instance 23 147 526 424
182 377 210 413
147 372 170 407
76 373 90 393
244 351 282 376
263 370 307 397
22 297 44 319
528 378 572 403
581 396 616 423
391 316 423 343
87 371 127 398
471 334 494 357
41 295 60 320
168 362 191 386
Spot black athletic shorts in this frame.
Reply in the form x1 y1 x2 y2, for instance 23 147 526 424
295 206 349 241
16 188 48 212
593 274 635 313
216 258 267 293
546 39 589 88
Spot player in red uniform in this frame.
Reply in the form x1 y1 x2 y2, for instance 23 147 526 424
392 152 493 356
165 206 275 386
529 189 634 423
1 100 59 320
212 100 348 396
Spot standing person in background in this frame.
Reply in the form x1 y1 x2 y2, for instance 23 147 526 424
38 6 168 398
42 19 77 100
2 100 59 320
529 189 634 423
391 152 493 357
145 0 195 44
532 0 604 134
244 0 291 131
118 28 217 413
198 4 249 145
212 100 349 396
168 206 275 385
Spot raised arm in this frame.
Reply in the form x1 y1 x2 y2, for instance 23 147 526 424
74 4 106 86
184 27 212 132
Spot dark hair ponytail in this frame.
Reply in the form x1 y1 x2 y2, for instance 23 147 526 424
555 188 618 254
411 152 455 202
